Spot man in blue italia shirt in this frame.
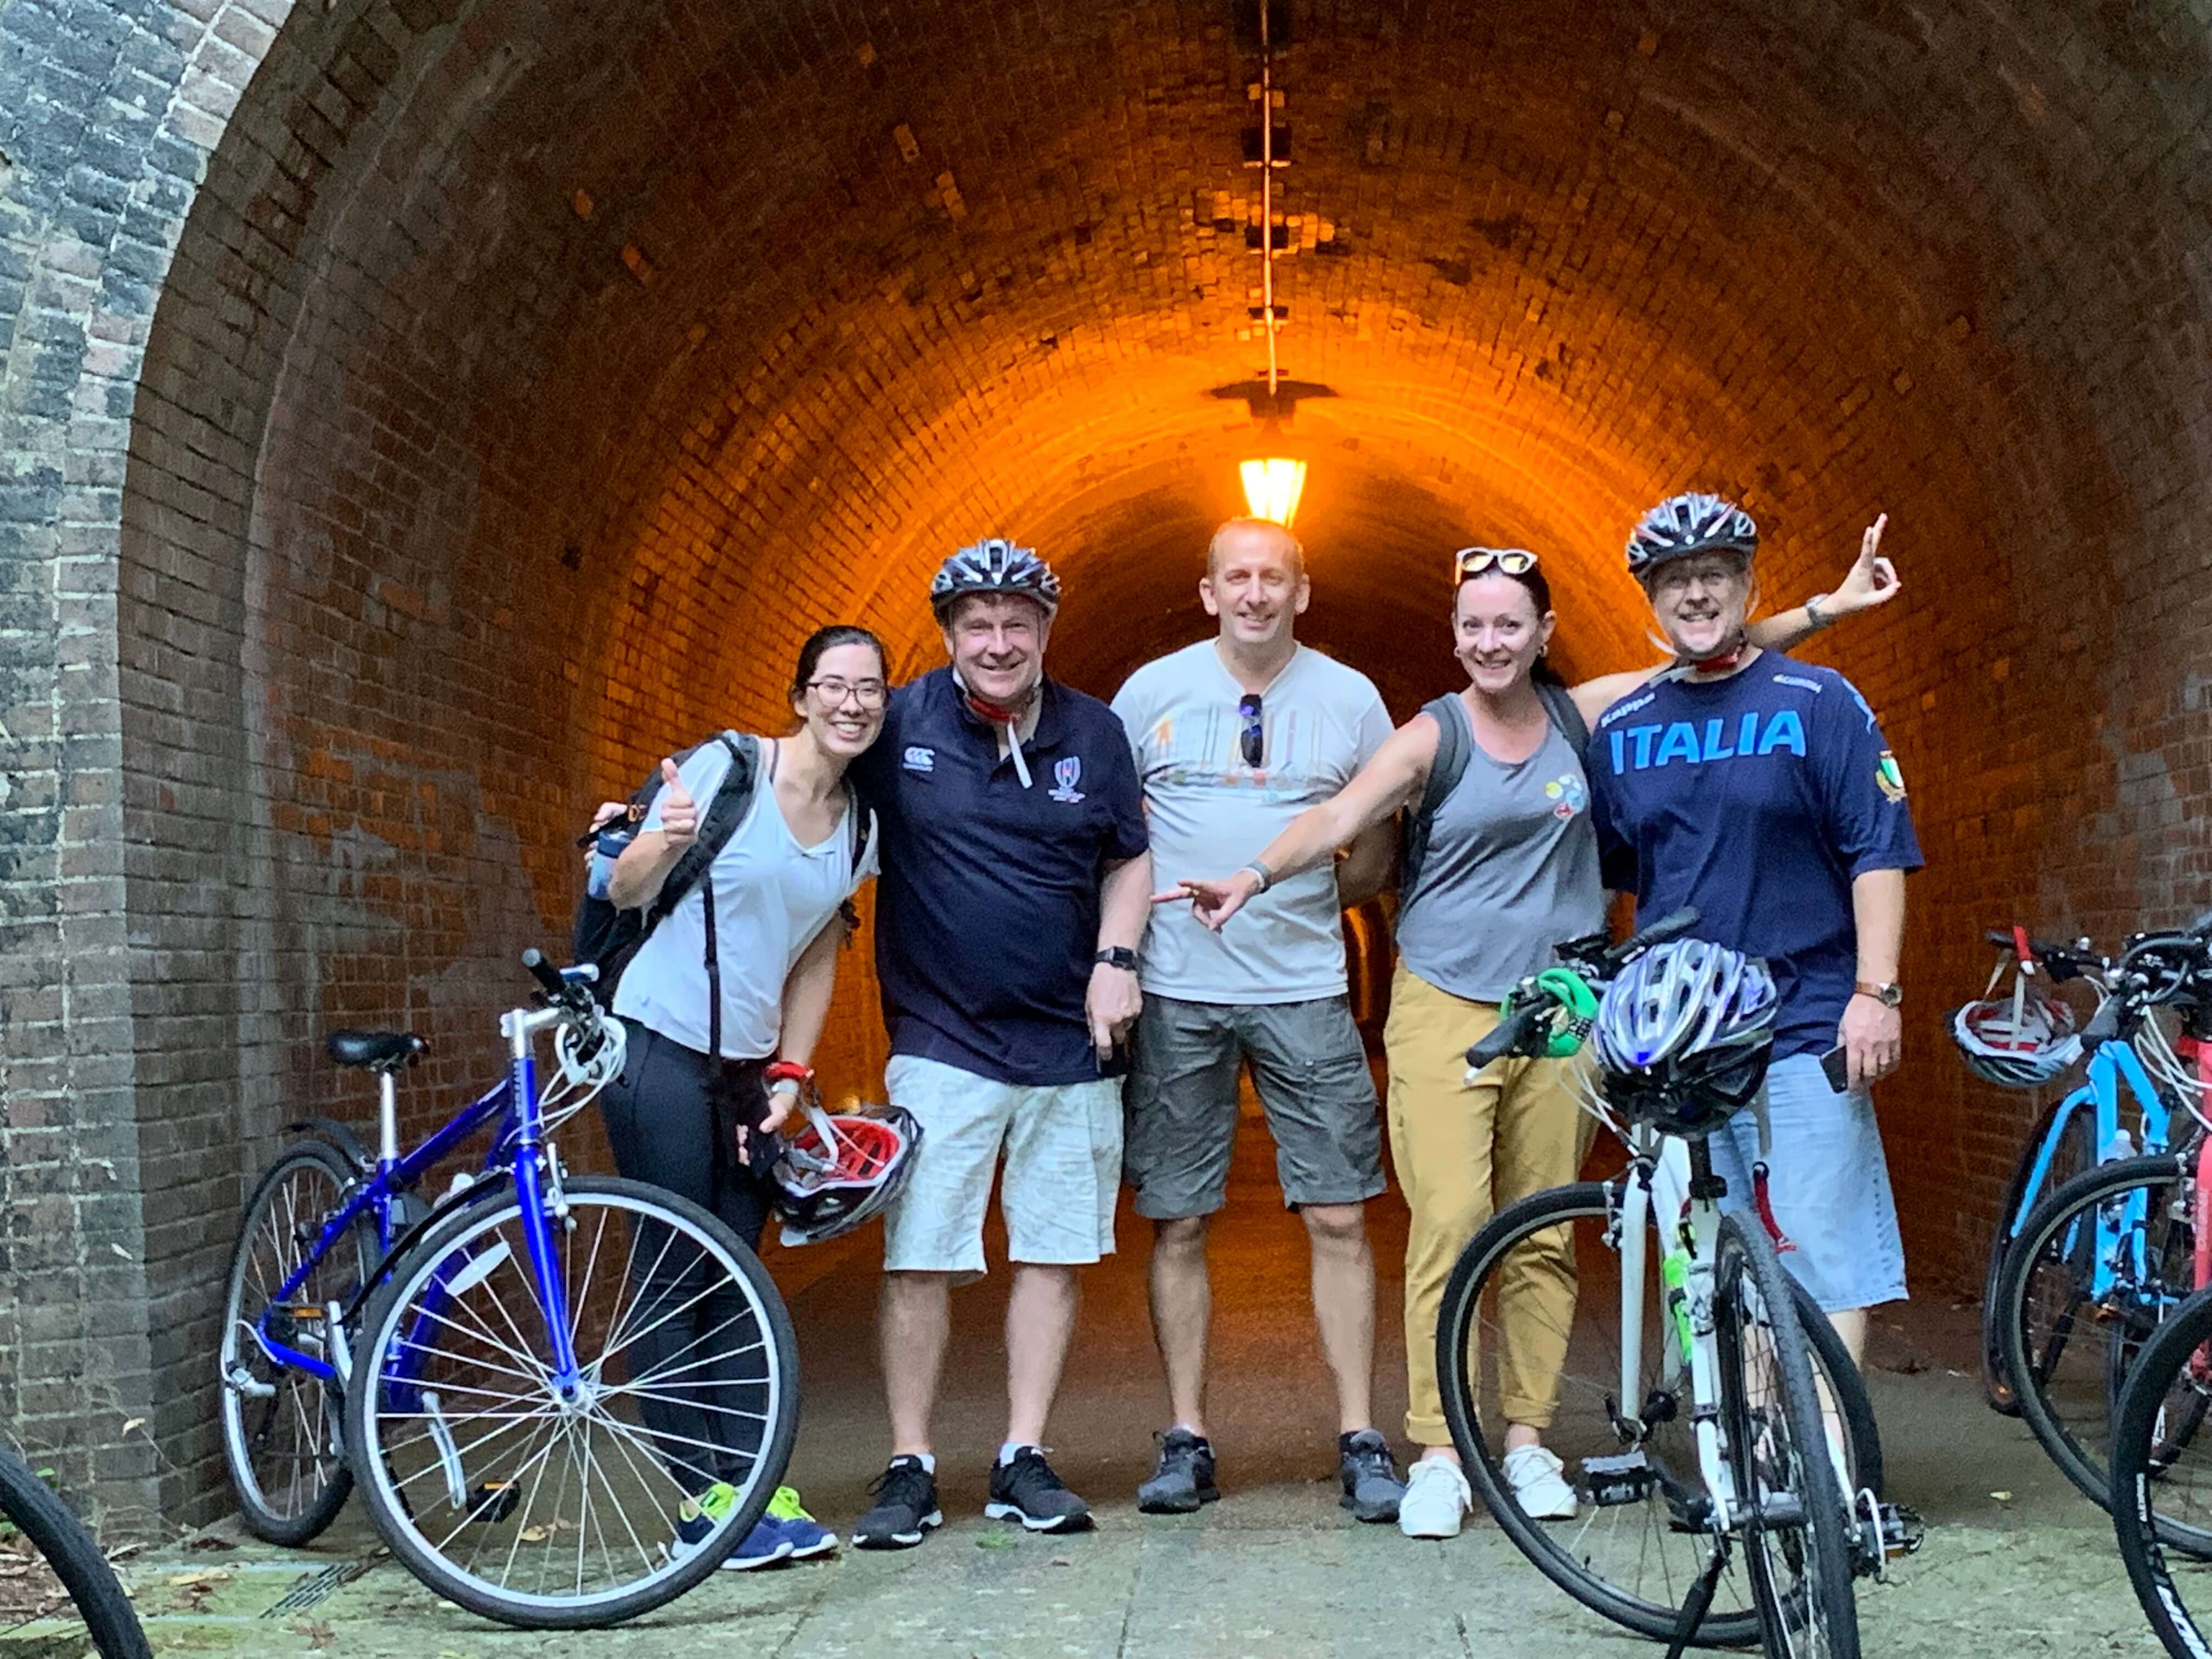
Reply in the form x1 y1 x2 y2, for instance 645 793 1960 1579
1589 494 1921 1366
845 538 1152 1550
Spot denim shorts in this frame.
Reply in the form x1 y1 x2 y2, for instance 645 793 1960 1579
1122 994 1385 1219
1707 1051 1908 1312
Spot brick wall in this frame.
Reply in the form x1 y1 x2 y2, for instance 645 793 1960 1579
6 0 2212 1523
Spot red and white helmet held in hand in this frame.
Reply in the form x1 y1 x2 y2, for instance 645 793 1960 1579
1950 950 2083 1090
771 1103 923 1246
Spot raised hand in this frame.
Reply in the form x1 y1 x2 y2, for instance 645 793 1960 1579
658 758 699 847
1831 513 1901 614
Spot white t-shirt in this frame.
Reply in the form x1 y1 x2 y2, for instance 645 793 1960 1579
1113 642 1392 1005
613 738 877 1058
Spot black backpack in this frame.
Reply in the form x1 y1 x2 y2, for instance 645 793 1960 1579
1399 679 1590 897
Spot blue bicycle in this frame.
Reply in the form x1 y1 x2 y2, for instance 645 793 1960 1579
217 953 798 1628
1987 921 2212 1526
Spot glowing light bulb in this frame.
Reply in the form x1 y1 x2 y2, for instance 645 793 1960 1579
1239 458 1307 527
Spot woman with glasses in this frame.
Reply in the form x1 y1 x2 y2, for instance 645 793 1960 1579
599 623 887 1569
1170 527 1899 1539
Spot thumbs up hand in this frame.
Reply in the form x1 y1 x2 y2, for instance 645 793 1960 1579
658 759 699 847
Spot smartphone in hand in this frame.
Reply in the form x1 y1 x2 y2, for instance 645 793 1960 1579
1819 1044 1851 1093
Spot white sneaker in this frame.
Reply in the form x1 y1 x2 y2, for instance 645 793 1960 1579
1397 1457 1472 1539
1502 1443 1578 1521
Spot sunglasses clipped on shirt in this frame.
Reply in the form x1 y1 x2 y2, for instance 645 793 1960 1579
1237 692 1265 769
1452 545 1541 583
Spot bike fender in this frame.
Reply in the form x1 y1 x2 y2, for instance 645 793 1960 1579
282 1117 375 1175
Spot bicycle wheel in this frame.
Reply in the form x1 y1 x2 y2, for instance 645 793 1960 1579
1715 1213 1860 1659
1438 1181 1880 1646
1996 1152 2197 1521
343 1175 798 1629
219 1139 379 1544
2112 1284 2212 1657
0 1445 151 1659
1983 1100 2095 1415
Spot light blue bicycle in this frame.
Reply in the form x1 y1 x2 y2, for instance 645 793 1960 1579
1984 920 2212 1525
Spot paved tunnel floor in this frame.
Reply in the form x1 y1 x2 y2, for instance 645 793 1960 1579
83 1123 2174 1656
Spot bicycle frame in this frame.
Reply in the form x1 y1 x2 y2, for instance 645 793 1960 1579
1612 1134 1747 1532
249 1003 581 1393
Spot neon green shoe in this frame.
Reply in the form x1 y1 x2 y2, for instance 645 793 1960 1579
764 1485 839 1558
670 1481 792 1571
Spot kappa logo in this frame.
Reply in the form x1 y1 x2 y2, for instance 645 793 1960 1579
902 745 935 774
1048 756 1086 803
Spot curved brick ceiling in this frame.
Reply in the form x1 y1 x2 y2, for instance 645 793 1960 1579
112 0 2212 1408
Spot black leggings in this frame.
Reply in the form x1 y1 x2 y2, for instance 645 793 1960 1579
597 1019 780 1494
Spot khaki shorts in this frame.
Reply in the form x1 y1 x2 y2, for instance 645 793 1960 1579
879 1054 1122 1277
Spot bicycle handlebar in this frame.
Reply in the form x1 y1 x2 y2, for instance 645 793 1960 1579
1464 906 1703 1071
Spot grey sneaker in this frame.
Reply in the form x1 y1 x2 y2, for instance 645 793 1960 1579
1338 1429 1405 1522
985 1447 1093 1533
853 1456 942 1550
1137 1429 1220 1514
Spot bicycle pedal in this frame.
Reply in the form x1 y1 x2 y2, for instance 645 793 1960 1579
465 1481 521 1525
1583 1451 1658 1508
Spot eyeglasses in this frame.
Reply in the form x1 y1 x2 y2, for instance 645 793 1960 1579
806 677 889 710
1237 693 1265 769
1453 546 1540 583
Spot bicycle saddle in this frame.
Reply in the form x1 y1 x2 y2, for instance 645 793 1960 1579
325 1030 428 1071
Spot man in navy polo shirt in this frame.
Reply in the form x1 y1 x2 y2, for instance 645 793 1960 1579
1588 493 1921 1367
848 538 1152 1549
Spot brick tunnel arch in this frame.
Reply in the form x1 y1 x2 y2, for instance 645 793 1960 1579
4 0 2208 1519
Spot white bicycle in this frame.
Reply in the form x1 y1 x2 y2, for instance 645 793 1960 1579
1440 914 1904 1657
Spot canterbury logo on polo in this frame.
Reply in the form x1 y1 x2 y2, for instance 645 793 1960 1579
902 745 935 773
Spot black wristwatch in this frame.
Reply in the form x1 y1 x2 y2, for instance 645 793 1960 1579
1094 947 1138 972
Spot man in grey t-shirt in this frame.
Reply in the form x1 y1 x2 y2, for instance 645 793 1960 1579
1111 518 1405 1522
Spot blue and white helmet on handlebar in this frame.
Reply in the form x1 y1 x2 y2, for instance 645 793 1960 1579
1593 938 1779 1136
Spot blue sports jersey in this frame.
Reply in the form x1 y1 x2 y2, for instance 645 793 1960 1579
1588 655 1923 1060
851 669 1149 1087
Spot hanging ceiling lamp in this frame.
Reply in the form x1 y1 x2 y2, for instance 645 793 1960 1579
1240 457 1307 527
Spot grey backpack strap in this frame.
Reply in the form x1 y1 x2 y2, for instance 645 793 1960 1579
1400 694 1470 899
1534 678 1590 753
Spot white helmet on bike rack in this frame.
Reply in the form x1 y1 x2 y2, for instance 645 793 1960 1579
1593 938 1779 1135
1949 984 2081 1090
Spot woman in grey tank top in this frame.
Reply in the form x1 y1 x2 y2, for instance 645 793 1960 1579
1169 538 1897 1538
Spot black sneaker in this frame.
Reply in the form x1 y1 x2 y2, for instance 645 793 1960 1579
985 1447 1094 1533
853 1455 943 1550
1137 1429 1220 1514
1338 1429 1405 1523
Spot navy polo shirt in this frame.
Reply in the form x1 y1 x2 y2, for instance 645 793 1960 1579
853 668 1149 1086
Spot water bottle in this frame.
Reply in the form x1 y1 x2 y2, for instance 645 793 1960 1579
1661 1249 1695 1362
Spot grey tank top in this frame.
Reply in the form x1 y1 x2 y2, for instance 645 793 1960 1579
1394 696 1607 1002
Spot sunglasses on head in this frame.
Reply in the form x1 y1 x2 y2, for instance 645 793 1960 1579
1453 546 1540 582
1237 692 1265 769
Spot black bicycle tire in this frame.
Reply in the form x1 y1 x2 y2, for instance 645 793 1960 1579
1716 1214 1861 1659
0 1446 151 1659
1437 1181 1880 1647
219 1139 369 1545
1983 1101 2093 1417
1995 1152 2203 1535
342 1175 800 1629
2111 1283 2212 1659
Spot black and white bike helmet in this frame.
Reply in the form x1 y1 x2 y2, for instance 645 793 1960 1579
1625 493 1759 580
929 537 1062 620
771 1103 923 1246
1949 990 2081 1090
1593 938 1780 1136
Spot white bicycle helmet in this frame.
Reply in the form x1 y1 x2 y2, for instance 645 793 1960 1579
1949 955 2082 1090
929 537 1061 620
1626 493 1759 580
1593 938 1779 1136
